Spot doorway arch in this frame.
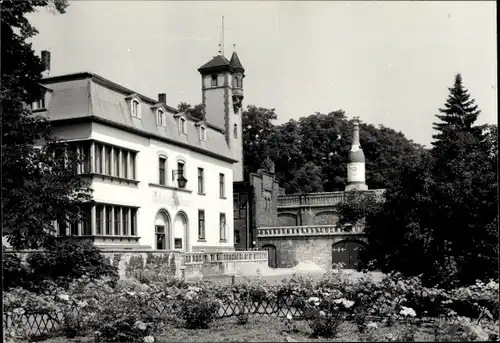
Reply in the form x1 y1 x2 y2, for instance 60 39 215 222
262 244 277 268
174 211 189 252
154 210 171 250
331 240 366 269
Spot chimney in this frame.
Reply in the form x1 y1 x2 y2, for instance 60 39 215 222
158 93 166 104
41 50 51 75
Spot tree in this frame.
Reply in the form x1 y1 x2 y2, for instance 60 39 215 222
177 102 205 121
242 105 279 176
432 73 482 151
2 0 92 249
362 75 498 287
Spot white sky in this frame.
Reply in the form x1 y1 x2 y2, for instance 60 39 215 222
28 1 497 147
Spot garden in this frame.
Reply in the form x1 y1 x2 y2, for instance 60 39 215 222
3 241 499 343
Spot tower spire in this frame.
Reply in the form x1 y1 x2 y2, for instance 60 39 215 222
219 16 224 56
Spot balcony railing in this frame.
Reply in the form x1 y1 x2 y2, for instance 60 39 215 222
184 251 268 264
277 189 386 208
257 224 364 237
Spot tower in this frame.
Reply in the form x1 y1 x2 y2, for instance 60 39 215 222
198 49 245 182
345 118 368 191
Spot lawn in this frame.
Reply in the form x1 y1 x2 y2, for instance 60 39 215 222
40 316 438 342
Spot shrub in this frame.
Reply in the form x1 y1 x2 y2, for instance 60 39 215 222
180 286 222 329
2 249 30 290
27 238 118 287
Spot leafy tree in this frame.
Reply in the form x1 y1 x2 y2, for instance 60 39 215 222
2 0 92 249
336 190 382 228
177 102 205 121
242 105 279 176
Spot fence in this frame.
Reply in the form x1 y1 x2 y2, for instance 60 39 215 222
3 293 307 338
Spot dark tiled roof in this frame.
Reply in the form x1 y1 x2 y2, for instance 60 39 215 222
39 72 235 163
198 55 231 73
229 52 244 72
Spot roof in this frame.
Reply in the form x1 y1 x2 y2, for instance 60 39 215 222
38 72 236 163
229 51 244 72
198 55 231 73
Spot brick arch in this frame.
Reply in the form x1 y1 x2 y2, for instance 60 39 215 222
277 213 297 226
314 211 339 225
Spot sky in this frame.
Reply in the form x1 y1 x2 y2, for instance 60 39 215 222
28 1 497 147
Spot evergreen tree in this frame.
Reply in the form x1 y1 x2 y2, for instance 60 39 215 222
2 0 92 249
432 73 482 150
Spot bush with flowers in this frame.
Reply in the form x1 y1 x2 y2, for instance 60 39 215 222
179 285 223 329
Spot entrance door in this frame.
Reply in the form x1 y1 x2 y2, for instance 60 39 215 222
332 240 365 269
262 244 277 268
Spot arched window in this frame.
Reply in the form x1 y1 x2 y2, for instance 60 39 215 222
131 100 141 118
157 109 165 126
174 212 188 251
200 126 206 141
179 117 187 134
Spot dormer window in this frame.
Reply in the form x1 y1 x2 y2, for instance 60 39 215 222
200 126 207 141
31 97 46 111
157 109 165 127
211 75 218 87
179 117 187 134
131 99 141 118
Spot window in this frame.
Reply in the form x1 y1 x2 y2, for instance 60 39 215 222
82 144 91 173
159 157 167 185
96 205 104 235
70 220 78 236
211 75 218 87
114 208 121 235
31 97 45 110
105 146 112 175
113 148 120 176
106 207 112 235
200 126 206 141
198 168 204 193
95 144 102 174
234 124 238 138
234 230 240 244
198 210 205 240
129 152 136 179
220 213 227 241
219 173 225 198
174 238 183 249
157 109 165 127
131 209 137 236
156 225 166 250
58 220 67 236
122 151 128 178
81 210 91 235
122 208 129 235
179 118 187 134
131 100 140 118
177 161 185 176
234 193 247 219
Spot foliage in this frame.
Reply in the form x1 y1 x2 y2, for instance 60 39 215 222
2 248 31 290
177 102 205 121
27 238 118 288
336 190 382 227
363 73 498 287
2 0 93 250
241 107 424 193
179 286 222 329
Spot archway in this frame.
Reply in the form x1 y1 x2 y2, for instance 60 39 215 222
262 244 277 268
174 211 189 252
331 240 366 270
154 210 171 250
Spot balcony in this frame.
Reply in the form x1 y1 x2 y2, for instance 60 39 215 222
257 224 364 238
277 189 386 208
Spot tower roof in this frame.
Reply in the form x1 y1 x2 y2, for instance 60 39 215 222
229 51 245 72
198 55 231 74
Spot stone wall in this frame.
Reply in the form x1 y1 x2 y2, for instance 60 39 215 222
4 249 268 281
258 233 366 270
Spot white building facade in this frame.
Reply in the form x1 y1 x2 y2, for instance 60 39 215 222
35 51 246 252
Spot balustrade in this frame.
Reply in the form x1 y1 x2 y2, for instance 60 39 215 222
184 250 268 264
257 224 365 237
278 190 384 208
